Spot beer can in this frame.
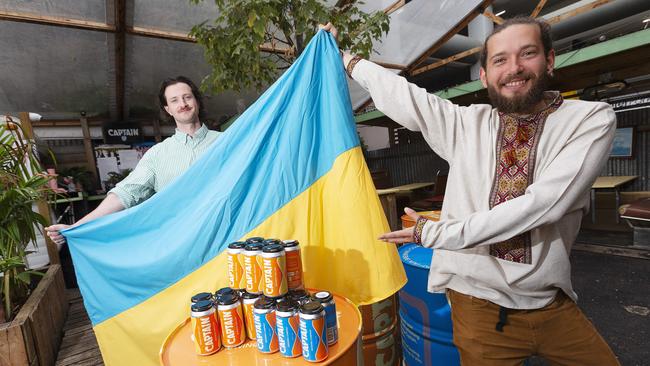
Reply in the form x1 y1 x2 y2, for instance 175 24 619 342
214 287 237 303
241 291 260 340
217 293 246 348
313 291 338 345
191 292 213 304
261 244 288 298
243 242 264 294
299 301 328 362
289 289 311 305
190 300 221 355
276 300 302 358
253 296 279 354
263 238 282 246
282 240 304 290
227 242 246 289
246 237 265 244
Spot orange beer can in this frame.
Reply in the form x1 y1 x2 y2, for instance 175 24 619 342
241 291 260 340
217 293 246 348
244 242 264 294
261 243 288 298
227 242 246 290
282 240 304 290
190 299 221 355
246 237 265 244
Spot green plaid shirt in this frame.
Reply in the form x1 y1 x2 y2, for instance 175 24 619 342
110 124 221 208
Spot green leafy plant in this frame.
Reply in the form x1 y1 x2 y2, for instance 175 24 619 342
0 121 52 321
190 0 390 93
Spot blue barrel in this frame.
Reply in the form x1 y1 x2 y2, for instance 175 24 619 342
399 244 459 366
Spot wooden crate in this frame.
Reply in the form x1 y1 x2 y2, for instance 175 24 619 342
0 265 69 366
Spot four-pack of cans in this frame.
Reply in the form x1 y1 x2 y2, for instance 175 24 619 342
189 237 339 362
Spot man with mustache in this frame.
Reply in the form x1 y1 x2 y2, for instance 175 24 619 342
45 76 221 245
324 16 619 365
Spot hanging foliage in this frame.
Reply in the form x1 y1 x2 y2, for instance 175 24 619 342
190 0 390 93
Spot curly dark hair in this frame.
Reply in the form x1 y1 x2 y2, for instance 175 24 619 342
479 16 553 69
157 76 206 123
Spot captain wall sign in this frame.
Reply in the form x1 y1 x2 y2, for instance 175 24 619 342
103 123 143 144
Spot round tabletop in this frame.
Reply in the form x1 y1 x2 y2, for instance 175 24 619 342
159 291 361 365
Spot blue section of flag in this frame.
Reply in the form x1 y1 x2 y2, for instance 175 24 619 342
64 31 358 325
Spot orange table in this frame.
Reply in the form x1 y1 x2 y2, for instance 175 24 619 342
160 292 361 365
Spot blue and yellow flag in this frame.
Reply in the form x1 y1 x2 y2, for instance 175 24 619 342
64 31 406 365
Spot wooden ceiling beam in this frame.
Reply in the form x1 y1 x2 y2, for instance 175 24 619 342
0 10 115 32
384 0 406 15
530 0 548 18
127 26 195 43
407 0 493 72
114 0 126 122
482 10 504 25
411 46 482 76
545 0 613 25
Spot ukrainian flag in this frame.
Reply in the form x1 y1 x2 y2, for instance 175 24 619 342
64 31 406 365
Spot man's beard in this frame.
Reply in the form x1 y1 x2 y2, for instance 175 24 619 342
487 71 550 114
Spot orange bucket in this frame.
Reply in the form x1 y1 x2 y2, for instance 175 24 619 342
359 294 401 366
401 210 441 229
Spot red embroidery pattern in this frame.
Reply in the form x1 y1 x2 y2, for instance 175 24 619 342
413 216 428 245
489 93 563 263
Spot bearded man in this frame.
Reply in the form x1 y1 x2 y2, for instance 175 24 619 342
324 16 619 365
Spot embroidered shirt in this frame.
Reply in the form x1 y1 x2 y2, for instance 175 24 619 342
110 124 221 208
352 59 616 309
489 95 563 264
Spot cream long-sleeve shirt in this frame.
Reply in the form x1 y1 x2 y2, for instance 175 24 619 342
352 60 616 309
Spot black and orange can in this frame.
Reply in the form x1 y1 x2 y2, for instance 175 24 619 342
241 291 260 340
191 292 213 304
282 240 304 290
227 242 246 290
217 293 246 348
261 243 288 298
243 242 264 294
214 287 237 303
246 237 265 244
190 299 221 356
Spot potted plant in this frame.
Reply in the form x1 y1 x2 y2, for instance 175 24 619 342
0 121 52 321
1 119 68 366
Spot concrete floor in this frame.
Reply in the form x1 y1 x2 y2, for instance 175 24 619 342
570 249 649 366
528 248 649 366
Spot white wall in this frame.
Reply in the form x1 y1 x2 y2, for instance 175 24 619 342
357 125 390 151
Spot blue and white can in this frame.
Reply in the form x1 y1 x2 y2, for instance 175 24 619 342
313 291 338 345
253 296 279 353
276 300 302 358
299 301 328 362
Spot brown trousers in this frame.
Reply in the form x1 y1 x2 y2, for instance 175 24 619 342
447 289 620 366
